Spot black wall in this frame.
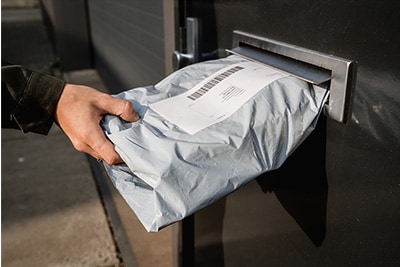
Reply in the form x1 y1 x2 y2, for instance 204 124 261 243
87 0 166 92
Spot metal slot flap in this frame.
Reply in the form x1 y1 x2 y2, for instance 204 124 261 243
228 44 332 85
227 30 357 123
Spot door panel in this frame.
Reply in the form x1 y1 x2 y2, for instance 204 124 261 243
180 0 400 266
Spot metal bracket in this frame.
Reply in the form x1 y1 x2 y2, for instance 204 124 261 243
228 30 357 123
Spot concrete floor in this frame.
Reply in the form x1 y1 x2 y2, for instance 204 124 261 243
1 127 121 267
2 5 173 267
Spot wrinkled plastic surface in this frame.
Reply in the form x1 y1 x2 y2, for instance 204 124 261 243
101 56 329 232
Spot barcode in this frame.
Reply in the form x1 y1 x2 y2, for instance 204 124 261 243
187 65 244 101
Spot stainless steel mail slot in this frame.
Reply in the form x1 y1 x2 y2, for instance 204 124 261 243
227 30 357 123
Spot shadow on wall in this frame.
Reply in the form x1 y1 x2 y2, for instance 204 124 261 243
193 117 328 266
256 116 328 247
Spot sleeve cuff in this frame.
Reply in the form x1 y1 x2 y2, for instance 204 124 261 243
14 71 65 135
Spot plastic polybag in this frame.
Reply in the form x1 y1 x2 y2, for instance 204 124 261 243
101 56 329 232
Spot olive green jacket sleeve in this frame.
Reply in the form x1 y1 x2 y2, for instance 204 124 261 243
1 65 65 135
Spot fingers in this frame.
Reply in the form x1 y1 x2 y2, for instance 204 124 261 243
55 84 135 165
72 126 124 165
93 136 124 165
88 141 124 165
92 96 138 164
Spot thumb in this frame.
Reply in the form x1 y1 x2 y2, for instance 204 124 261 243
103 96 140 122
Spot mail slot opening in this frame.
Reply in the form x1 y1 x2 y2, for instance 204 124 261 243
228 30 357 124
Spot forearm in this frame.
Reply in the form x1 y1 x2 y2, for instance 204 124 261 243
1 65 65 134
2 65 140 165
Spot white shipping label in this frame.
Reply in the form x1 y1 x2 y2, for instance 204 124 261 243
149 61 287 134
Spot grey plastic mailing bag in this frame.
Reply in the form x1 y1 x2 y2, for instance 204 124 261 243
101 55 329 232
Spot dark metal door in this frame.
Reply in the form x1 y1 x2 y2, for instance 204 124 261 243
177 0 400 266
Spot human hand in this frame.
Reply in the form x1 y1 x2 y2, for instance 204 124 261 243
55 84 139 164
